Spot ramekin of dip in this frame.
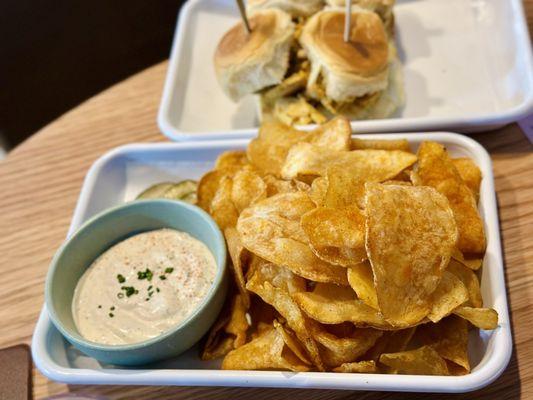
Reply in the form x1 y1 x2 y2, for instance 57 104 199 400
45 199 227 366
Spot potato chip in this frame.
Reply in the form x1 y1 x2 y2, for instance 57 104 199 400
237 193 348 285
281 143 417 182
453 306 498 330
247 273 324 370
413 315 470 373
210 175 239 230
231 167 267 213
197 169 228 212
447 259 482 308
333 360 378 373
215 151 249 171
247 117 351 176
347 262 378 310
314 325 382 367
225 293 250 348
247 295 279 338
274 320 311 365
364 327 416 361
452 157 482 199
379 346 449 375
301 207 366 267
224 227 250 307
415 141 485 254
247 259 306 295
222 326 310 371
452 249 483 271
427 271 468 323
365 183 458 326
351 138 411 152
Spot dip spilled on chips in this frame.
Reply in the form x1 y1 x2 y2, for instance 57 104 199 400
197 117 497 375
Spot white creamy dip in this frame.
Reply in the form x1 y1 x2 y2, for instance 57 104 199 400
72 229 217 345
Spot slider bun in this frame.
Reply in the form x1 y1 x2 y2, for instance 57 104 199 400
214 9 294 101
247 0 325 17
300 9 390 102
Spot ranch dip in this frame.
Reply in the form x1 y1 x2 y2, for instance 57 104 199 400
72 229 217 345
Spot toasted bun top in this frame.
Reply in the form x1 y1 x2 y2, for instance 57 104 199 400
214 9 294 101
247 0 324 17
301 10 389 77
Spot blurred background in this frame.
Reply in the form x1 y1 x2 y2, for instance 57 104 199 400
0 0 183 152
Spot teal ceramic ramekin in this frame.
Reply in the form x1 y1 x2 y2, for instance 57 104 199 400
45 199 227 366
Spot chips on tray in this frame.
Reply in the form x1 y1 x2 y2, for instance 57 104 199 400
197 117 498 375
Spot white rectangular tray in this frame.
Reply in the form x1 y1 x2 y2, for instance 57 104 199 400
158 0 533 141
32 133 512 392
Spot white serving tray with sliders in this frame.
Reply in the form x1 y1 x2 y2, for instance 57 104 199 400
32 133 511 392
158 0 533 141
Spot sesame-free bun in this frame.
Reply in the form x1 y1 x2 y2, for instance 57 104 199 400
214 9 294 101
247 0 325 17
299 8 389 102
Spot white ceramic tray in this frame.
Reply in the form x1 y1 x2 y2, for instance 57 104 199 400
32 133 512 392
158 0 533 141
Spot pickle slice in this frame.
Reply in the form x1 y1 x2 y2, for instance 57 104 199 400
136 182 175 200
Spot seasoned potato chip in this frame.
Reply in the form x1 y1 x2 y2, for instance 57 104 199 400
379 346 449 375
427 271 468 323
453 306 498 330
274 320 311 365
347 262 378 310
237 193 348 285
247 273 324 370
225 293 250 348
351 138 411 152
413 315 470 373
197 169 228 212
231 167 267 213
365 183 458 326
222 326 310 371
210 175 239 230
309 176 328 206
314 325 382 367
364 327 416 361
447 259 482 308
301 207 366 267
224 227 250 307
215 151 249 171
452 249 483 270
333 360 378 373
282 143 417 181
415 141 485 254
452 157 482 199
247 117 351 176
247 259 306 295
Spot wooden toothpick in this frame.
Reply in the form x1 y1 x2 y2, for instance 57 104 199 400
236 0 252 34
344 0 351 42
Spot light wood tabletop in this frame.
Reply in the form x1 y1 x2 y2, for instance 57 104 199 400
1 3 532 399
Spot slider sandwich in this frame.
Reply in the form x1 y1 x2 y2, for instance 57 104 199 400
325 0 395 34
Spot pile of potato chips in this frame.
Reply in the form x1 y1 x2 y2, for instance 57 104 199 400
198 117 498 375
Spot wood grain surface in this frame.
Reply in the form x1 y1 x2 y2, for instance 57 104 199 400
0 3 532 399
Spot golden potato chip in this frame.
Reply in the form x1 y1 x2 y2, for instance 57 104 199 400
246 270 324 370
247 259 306 295
237 193 348 285
415 141 485 254
447 259 482 308
365 183 458 325
301 207 366 267
247 117 351 176
225 293 250 348
452 249 483 270
197 169 227 212
314 325 382 367
231 167 267 213
452 157 482 199
453 306 498 330
347 262 378 310
210 175 239 230
364 327 416 361
274 320 311 365
379 346 449 375
413 315 470 373
309 176 328 206
222 326 310 371
351 138 411 152
427 271 468 323
333 360 378 373
292 287 397 329
215 151 249 171
224 227 250 307
281 143 417 181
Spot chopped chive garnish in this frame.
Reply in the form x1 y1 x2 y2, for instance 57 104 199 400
110 306 115 311
165 267 174 274
156 288 160 293
117 274 126 283
121 286 137 297
98 305 102 309
159 275 167 280
137 268 153 281
147 285 153 291
109 313 114 318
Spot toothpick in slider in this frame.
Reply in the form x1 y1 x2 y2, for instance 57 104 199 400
344 0 351 42
236 0 252 34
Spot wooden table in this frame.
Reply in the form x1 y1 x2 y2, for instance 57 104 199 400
1 9 532 400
